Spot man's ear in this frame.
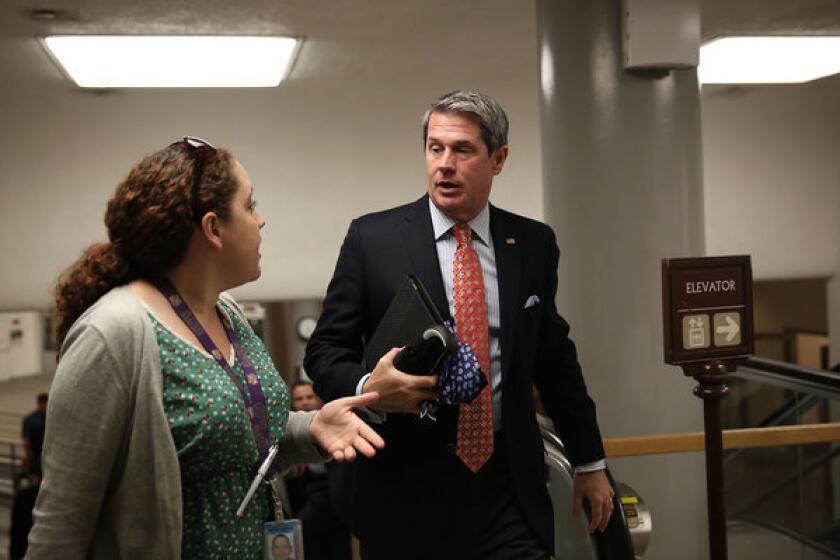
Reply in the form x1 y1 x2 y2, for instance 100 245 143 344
199 212 224 250
490 145 509 175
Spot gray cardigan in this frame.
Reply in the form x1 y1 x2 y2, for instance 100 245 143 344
27 285 327 559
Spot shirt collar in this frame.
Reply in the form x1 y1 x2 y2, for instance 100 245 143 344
428 198 491 246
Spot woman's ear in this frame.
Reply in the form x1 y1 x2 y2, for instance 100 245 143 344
199 212 224 250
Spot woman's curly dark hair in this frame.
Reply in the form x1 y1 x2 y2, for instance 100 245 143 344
54 142 237 351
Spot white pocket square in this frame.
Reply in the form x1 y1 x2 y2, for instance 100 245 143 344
524 295 540 309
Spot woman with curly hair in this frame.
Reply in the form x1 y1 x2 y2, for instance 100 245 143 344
26 138 384 559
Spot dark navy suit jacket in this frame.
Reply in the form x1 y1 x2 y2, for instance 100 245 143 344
304 195 605 555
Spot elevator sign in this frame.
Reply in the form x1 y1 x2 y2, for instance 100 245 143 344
662 256 753 365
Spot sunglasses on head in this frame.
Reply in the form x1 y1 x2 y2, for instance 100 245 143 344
169 136 217 224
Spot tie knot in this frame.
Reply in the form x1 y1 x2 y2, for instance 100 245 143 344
453 223 472 246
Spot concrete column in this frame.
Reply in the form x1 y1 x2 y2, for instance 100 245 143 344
536 1 708 558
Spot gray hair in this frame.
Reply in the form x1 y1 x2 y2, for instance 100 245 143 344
422 90 509 154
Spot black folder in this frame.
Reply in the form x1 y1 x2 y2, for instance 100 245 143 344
364 275 454 374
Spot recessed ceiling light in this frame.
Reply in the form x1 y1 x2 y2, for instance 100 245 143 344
42 35 301 88
699 36 840 84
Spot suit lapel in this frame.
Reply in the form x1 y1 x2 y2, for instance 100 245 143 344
401 196 452 321
489 205 520 381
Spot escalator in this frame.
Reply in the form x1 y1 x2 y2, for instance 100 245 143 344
539 355 840 559
540 415 650 559
724 357 840 558
736 357 840 399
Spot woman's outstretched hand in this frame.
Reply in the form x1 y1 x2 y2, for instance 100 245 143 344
309 392 385 461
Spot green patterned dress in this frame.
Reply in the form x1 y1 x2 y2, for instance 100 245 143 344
150 301 290 559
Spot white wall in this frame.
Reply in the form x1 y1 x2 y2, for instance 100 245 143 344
0 7 543 309
701 75 840 280
0 85 543 309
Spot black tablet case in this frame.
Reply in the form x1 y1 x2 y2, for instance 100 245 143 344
363 275 447 373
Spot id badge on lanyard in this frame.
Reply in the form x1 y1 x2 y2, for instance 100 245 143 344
264 520 304 560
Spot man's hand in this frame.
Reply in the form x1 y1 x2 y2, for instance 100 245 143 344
572 470 615 533
363 347 438 413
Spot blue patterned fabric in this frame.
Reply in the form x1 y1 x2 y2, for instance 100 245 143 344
420 320 488 421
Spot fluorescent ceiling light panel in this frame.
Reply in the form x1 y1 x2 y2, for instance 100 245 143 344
699 37 840 84
43 36 300 88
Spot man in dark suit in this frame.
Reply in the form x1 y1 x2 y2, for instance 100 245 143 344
304 90 613 559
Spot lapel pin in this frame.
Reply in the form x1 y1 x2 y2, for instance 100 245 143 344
505 238 516 245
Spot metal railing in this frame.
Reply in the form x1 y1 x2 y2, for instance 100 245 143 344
736 356 840 398
0 437 22 499
0 410 24 500
596 358 840 557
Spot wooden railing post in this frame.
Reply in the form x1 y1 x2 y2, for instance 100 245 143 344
684 360 734 560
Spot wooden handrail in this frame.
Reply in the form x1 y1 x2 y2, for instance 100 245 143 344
603 423 840 458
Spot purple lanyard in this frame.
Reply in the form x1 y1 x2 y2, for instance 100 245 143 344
152 277 273 475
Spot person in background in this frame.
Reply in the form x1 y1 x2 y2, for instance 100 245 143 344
26 137 384 560
285 381 353 560
291 380 323 412
8 393 48 559
305 90 614 559
21 393 48 477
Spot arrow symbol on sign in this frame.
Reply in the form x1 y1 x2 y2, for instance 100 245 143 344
716 316 739 342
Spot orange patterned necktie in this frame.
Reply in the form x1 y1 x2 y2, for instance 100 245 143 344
452 223 494 473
